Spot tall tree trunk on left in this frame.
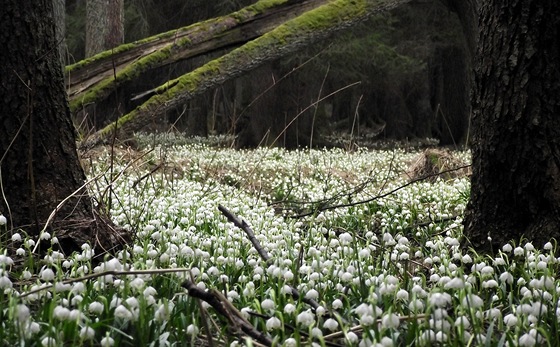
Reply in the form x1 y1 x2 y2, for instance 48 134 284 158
86 0 124 57
0 0 125 254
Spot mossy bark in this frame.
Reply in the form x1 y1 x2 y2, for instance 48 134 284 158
68 0 325 114
80 0 411 149
0 0 127 254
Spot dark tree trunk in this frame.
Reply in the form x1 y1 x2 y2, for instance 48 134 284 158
0 0 125 253
463 0 560 252
85 0 124 57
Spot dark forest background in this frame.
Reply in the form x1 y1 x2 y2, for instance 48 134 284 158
66 0 469 148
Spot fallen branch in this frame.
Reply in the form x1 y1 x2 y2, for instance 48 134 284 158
181 280 273 346
218 204 329 317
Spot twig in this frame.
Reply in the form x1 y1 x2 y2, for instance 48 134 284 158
18 268 190 298
292 165 471 218
182 280 273 346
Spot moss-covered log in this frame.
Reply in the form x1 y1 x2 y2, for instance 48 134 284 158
79 0 410 149
67 0 326 113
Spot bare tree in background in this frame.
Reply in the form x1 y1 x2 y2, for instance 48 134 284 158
86 0 124 57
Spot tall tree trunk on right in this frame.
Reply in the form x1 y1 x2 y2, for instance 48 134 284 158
463 0 560 252
86 0 124 57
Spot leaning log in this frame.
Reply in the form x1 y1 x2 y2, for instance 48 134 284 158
79 0 410 149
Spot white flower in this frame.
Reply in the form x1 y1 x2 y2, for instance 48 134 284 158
53 306 70 321
396 289 409 301
429 292 451 307
261 299 275 311
284 303 296 314
80 326 95 340
284 338 297 347
462 294 484 309
41 337 57 347
544 242 553 250
0 276 12 288
409 299 425 312
524 243 535 252
89 301 104 315
305 289 319 300
296 310 315 327
514 247 524 256
482 279 498 288
346 331 359 344
100 336 115 347
499 271 514 284
265 317 281 330
11 233 21 242
454 316 470 328
186 324 199 336
504 313 518 327
323 318 338 330
381 313 400 328
444 277 465 289
519 332 536 347
114 305 133 320
332 299 343 310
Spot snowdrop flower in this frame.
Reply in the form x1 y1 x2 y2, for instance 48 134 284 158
16 304 30 322
482 279 498 288
41 337 56 347
284 303 296 314
89 301 104 315
504 313 518 327
311 327 323 338
79 326 95 340
518 330 537 347
499 271 514 284
332 299 343 310
296 310 315 327
100 336 115 347
266 317 281 330
305 289 319 300
261 299 275 312
284 338 297 347
11 233 21 242
396 289 409 301
454 316 470 329
409 299 425 312
53 306 70 321
40 268 55 282
514 247 525 256
114 305 133 320
444 277 464 289
186 324 199 336
0 275 12 289
346 331 359 344
323 318 338 330
462 294 484 309
429 292 451 307
524 243 535 252
381 313 400 328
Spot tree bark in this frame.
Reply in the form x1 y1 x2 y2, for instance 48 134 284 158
67 0 327 114
463 0 560 252
85 0 124 58
79 0 412 149
0 0 126 254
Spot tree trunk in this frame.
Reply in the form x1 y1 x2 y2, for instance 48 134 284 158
79 0 412 149
53 0 67 65
0 0 126 254
463 0 560 252
85 0 124 58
